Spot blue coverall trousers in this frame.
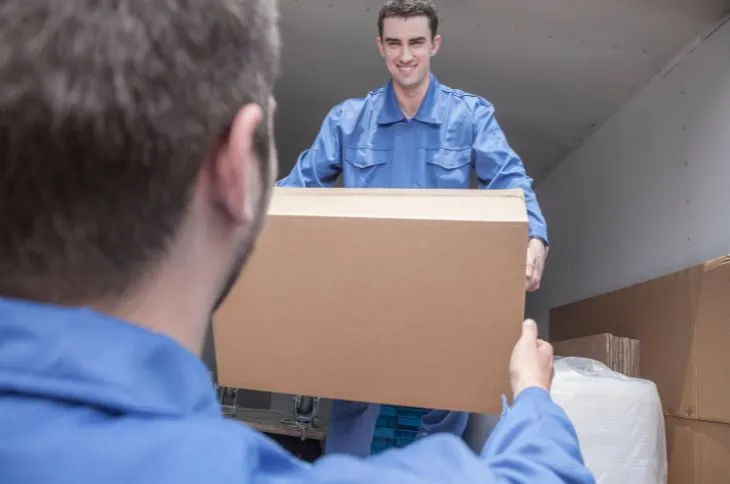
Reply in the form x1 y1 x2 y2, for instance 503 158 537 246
324 400 469 457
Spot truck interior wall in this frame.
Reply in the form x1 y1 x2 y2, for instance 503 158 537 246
526 17 730 336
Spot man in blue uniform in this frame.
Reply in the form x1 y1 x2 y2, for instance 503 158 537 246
277 0 551 457
0 0 594 483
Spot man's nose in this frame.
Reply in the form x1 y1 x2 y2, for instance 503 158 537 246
400 47 413 62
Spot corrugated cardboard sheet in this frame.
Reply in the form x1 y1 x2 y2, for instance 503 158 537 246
551 255 730 423
552 333 640 377
214 188 529 414
665 416 730 484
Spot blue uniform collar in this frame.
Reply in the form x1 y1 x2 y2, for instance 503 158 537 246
0 297 219 417
377 73 443 125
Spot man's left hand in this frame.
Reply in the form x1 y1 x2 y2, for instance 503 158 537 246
525 238 548 292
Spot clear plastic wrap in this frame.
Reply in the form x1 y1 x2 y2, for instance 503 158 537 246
550 357 667 484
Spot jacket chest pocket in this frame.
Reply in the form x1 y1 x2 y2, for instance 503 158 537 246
343 148 392 188
425 148 472 188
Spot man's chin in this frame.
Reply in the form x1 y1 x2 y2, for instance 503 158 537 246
393 74 425 89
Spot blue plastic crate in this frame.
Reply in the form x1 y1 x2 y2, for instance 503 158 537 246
372 436 416 451
371 440 391 454
396 437 414 447
373 426 418 440
377 414 421 429
376 415 396 428
372 436 396 449
371 405 425 454
373 427 418 440
396 415 421 428
379 405 427 419
373 426 395 439
394 428 418 439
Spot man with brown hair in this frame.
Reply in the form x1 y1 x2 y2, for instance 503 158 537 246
0 0 592 482
278 0 551 458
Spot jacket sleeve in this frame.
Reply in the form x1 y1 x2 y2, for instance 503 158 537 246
276 105 344 188
471 99 549 245
262 388 595 483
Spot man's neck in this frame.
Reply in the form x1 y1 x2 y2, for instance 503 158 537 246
102 248 218 357
108 291 209 357
393 74 430 119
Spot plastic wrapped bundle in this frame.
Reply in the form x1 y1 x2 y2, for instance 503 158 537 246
550 357 667 484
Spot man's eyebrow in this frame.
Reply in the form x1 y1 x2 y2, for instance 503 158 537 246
384 36 427 43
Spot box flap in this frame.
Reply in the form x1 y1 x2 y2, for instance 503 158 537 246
268 187 528 222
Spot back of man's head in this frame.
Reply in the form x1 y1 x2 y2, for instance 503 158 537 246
0 0 280 306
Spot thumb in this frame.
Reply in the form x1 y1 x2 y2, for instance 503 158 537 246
520 319 538 342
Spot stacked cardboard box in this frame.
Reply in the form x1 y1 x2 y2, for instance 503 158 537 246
214 187 529 415
551 255 730 483
552 333 640 377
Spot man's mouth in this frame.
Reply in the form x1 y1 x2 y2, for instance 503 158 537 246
397 64 416 75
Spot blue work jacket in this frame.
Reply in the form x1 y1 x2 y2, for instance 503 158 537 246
0 297 594 483
277 74 548 243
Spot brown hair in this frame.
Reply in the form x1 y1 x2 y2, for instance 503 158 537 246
0 0 280 305
378 0 439 38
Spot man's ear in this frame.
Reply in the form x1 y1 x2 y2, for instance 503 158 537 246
430 34 442 56
211 103 265 225
376 36 386 58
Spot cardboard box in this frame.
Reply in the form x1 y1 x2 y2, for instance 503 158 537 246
551 255 730 423
552 333 640 377
213 188 528 414
665 416 730 484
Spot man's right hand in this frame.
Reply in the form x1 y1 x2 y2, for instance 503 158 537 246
509 319 554 399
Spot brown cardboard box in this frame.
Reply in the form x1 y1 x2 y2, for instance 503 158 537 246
213 187 529 414
552 333 640 377
551 255 730 423
665 416 730 484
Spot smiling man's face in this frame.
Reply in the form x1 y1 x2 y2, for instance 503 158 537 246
377 15 441 89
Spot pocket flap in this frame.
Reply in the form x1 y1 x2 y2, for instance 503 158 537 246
426 148 472 170
344 148 391 169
